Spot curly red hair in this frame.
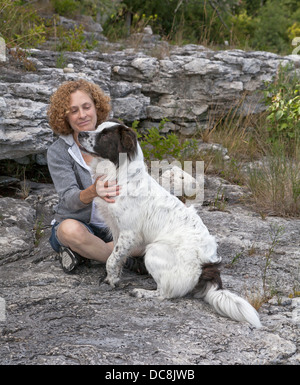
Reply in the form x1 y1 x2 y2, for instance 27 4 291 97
47 79 111 135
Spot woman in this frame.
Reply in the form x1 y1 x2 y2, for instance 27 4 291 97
47 79 146 274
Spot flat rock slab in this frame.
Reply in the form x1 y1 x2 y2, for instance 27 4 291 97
0 254 299 365
0 180 299 365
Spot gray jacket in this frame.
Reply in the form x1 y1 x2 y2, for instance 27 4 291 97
47 134 94 223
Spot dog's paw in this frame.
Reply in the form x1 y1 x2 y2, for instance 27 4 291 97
130 288 160 299
130 288 143 298
103 275 120 288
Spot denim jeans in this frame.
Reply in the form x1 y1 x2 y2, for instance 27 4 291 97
49 220 113 253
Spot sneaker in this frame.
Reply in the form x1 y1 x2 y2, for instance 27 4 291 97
58 247 84 273
124 256 148 275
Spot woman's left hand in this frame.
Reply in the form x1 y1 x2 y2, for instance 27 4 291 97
95 175 121 203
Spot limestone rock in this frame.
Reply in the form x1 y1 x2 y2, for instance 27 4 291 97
0 44 298 160
0 181 299 364
0 198 36 264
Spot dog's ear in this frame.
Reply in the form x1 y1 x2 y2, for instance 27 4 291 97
119 127 137 159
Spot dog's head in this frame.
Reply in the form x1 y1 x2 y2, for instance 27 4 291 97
78 120 138 166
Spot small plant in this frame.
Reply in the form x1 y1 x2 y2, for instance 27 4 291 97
264 64 300 149
246 289 267 312
133 119 198 162
51 0 79 17
34 216 45 247
57 24 98 52
209 185 228 212
247 146 300 217
226 224 285 310
266 91 300 141
288 290 300 299
56 52 67 68
17 171 31 200
9 47 37 71
230 252 243 266
0 0 46 48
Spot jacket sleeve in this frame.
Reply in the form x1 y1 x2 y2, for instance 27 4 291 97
47 141 90 213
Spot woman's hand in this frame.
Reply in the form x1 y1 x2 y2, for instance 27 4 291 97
79 175 120 204
95 175 121 203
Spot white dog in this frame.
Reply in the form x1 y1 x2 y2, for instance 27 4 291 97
78 120 261 328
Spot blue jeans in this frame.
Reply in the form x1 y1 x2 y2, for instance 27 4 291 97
49 220 113 253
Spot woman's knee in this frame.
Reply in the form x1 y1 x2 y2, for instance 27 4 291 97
57 220 89 246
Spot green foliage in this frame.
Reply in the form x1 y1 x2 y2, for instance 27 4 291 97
56 24 98 52
1 0 299 54
103 0 300 54
266 91 300 141
55 52 67 68
132 119 198 162
0 0 46 48
250 0 290 53
288 22 300 41
104 0 233 45
51 0 80 17
230 10 256 48
264 65 300 147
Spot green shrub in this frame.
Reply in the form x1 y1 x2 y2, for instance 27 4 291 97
133 119 198 162
103 0 231 45
57 24 97 52
230 10 256 48
250 0 290 54
103 0 299 54
0 0 46 48
51 0 79 17
264 65 300 148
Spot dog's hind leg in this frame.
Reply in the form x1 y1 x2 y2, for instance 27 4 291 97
130 242 171 299
104 230 137 287
131 242 198 299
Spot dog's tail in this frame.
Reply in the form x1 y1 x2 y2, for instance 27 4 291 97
194 263 262 328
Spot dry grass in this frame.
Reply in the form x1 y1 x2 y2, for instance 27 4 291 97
245 290 269 311
202 95 265 160
198 95 300 218
247 148 300 217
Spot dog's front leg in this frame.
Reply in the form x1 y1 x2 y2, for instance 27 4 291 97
104 231 136 288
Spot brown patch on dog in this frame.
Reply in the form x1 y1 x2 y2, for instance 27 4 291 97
198 263 223 290
94 124 137 166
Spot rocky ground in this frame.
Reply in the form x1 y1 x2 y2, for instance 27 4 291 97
0 176 299 365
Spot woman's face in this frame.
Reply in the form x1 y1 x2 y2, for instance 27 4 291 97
67 90 97 138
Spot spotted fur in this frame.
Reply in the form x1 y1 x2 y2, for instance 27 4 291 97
78 121 261 328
